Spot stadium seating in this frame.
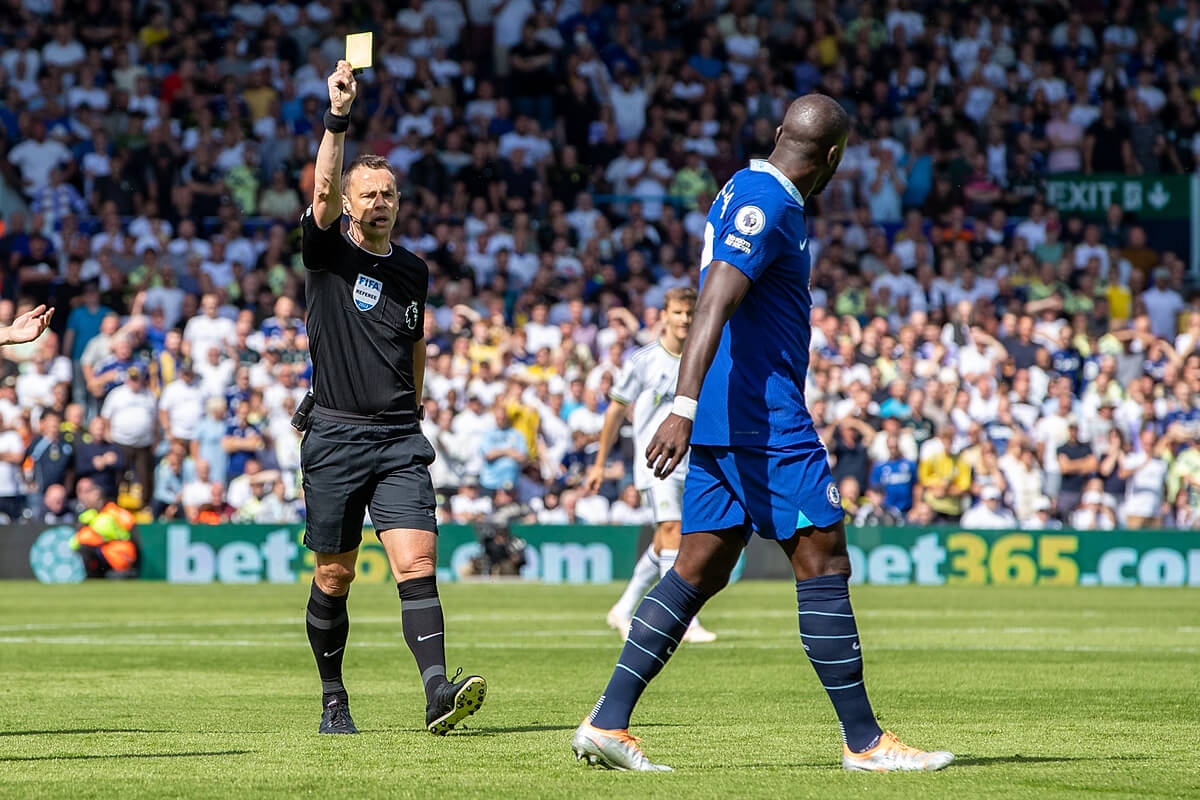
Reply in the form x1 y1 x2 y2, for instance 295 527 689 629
0 0 1197 531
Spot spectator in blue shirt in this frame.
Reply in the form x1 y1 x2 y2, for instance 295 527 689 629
221 400 265 480
30 166 86 227
73 415 125 500
259 295 306 341
1050 327 1085 395
195 396 230 484
64 282 111 362
478 403 528 491
869 435 918 514
224 367 253 420
152 440 195 519
88 336 145 402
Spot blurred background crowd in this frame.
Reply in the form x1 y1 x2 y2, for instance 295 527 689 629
1 0 1200 531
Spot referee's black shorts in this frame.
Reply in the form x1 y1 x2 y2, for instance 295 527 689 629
301 410 438 554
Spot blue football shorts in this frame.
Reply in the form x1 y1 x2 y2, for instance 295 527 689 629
681 443 843 539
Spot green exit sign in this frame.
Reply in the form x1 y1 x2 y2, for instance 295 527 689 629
1045 174 1189 219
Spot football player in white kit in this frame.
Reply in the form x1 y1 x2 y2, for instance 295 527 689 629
585 287 717 644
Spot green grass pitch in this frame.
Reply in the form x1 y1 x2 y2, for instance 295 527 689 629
1 581 1198 799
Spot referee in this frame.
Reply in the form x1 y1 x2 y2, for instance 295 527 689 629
300 61 485 735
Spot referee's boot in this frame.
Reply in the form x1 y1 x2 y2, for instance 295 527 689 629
319 693 359 734
426 668 487 735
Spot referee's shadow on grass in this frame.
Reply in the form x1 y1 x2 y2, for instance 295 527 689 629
367 722 688 736
0 750 251 762
0 728 172 737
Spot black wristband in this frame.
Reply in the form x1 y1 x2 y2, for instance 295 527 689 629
323 109 350 133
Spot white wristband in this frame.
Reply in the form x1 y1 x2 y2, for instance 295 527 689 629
671 396 698 421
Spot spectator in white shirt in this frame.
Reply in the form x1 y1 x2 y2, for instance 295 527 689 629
7 121 72 196
574 491 611 524
1020 495 1063 529
196 345 236 396
1072 224 1110 272
1070 490 1118 530
609 483 654 525
609 70 650 141
16 342 64 411
167 219 212 270
1119 427 1168 527
184 294 237 360
871 255 919 306
960 486 1018 529
450 479 493 523
158 361 210 442
567 388 605 441
1013 201 1048 250
100 365 158 502
41 21 86 69
1141 268 1185 339
524 303 562 353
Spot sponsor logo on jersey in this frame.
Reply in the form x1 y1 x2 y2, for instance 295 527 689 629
724 233 752 253
353 273 383 311
827 482 841 507
405 299 419 329
734 205 766 236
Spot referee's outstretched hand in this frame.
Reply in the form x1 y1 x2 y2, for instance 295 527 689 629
0 304 53 346
328 60 357 115
646 414 692 480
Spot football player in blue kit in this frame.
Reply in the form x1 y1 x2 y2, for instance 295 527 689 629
571 94 954 773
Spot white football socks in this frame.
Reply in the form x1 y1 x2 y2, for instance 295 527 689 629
612 545 659 618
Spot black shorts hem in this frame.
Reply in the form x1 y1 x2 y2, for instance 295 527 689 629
303 526 364 554
373 518 439 535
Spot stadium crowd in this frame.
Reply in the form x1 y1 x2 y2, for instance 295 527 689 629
1 0 1200 532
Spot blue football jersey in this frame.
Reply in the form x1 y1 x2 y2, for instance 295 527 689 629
692 159 823 449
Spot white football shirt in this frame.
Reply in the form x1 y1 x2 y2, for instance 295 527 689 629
610 340 689 490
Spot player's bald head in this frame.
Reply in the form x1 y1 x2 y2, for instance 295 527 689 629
772 94 850 197
777 94 850 163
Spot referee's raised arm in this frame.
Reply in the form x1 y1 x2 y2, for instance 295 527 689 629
312 60 357 230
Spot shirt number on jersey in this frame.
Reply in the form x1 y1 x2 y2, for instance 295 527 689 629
701 222 714 271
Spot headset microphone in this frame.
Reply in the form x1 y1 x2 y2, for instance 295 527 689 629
349 214 385 229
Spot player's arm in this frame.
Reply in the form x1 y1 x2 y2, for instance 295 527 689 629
312 60 356 230
646 260 751 479
584 398 629 494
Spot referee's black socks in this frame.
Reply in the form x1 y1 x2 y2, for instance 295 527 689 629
306 581 349 698
397 576 448 702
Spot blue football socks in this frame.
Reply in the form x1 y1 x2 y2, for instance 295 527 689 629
796 574 883 753
588 569 707 730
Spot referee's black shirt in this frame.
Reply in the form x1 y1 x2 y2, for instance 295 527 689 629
300 205 427 417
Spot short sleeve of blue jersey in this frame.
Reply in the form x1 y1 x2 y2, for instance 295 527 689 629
707 193 788 282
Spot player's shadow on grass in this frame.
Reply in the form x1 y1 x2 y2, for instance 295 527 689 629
708 754 1154 770
0 728 172 737
0 750 251 762
952 754 1153 767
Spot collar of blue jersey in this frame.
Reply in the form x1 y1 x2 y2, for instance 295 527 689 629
749 159 805 208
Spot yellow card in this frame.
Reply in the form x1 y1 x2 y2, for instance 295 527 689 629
345 32 373 70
